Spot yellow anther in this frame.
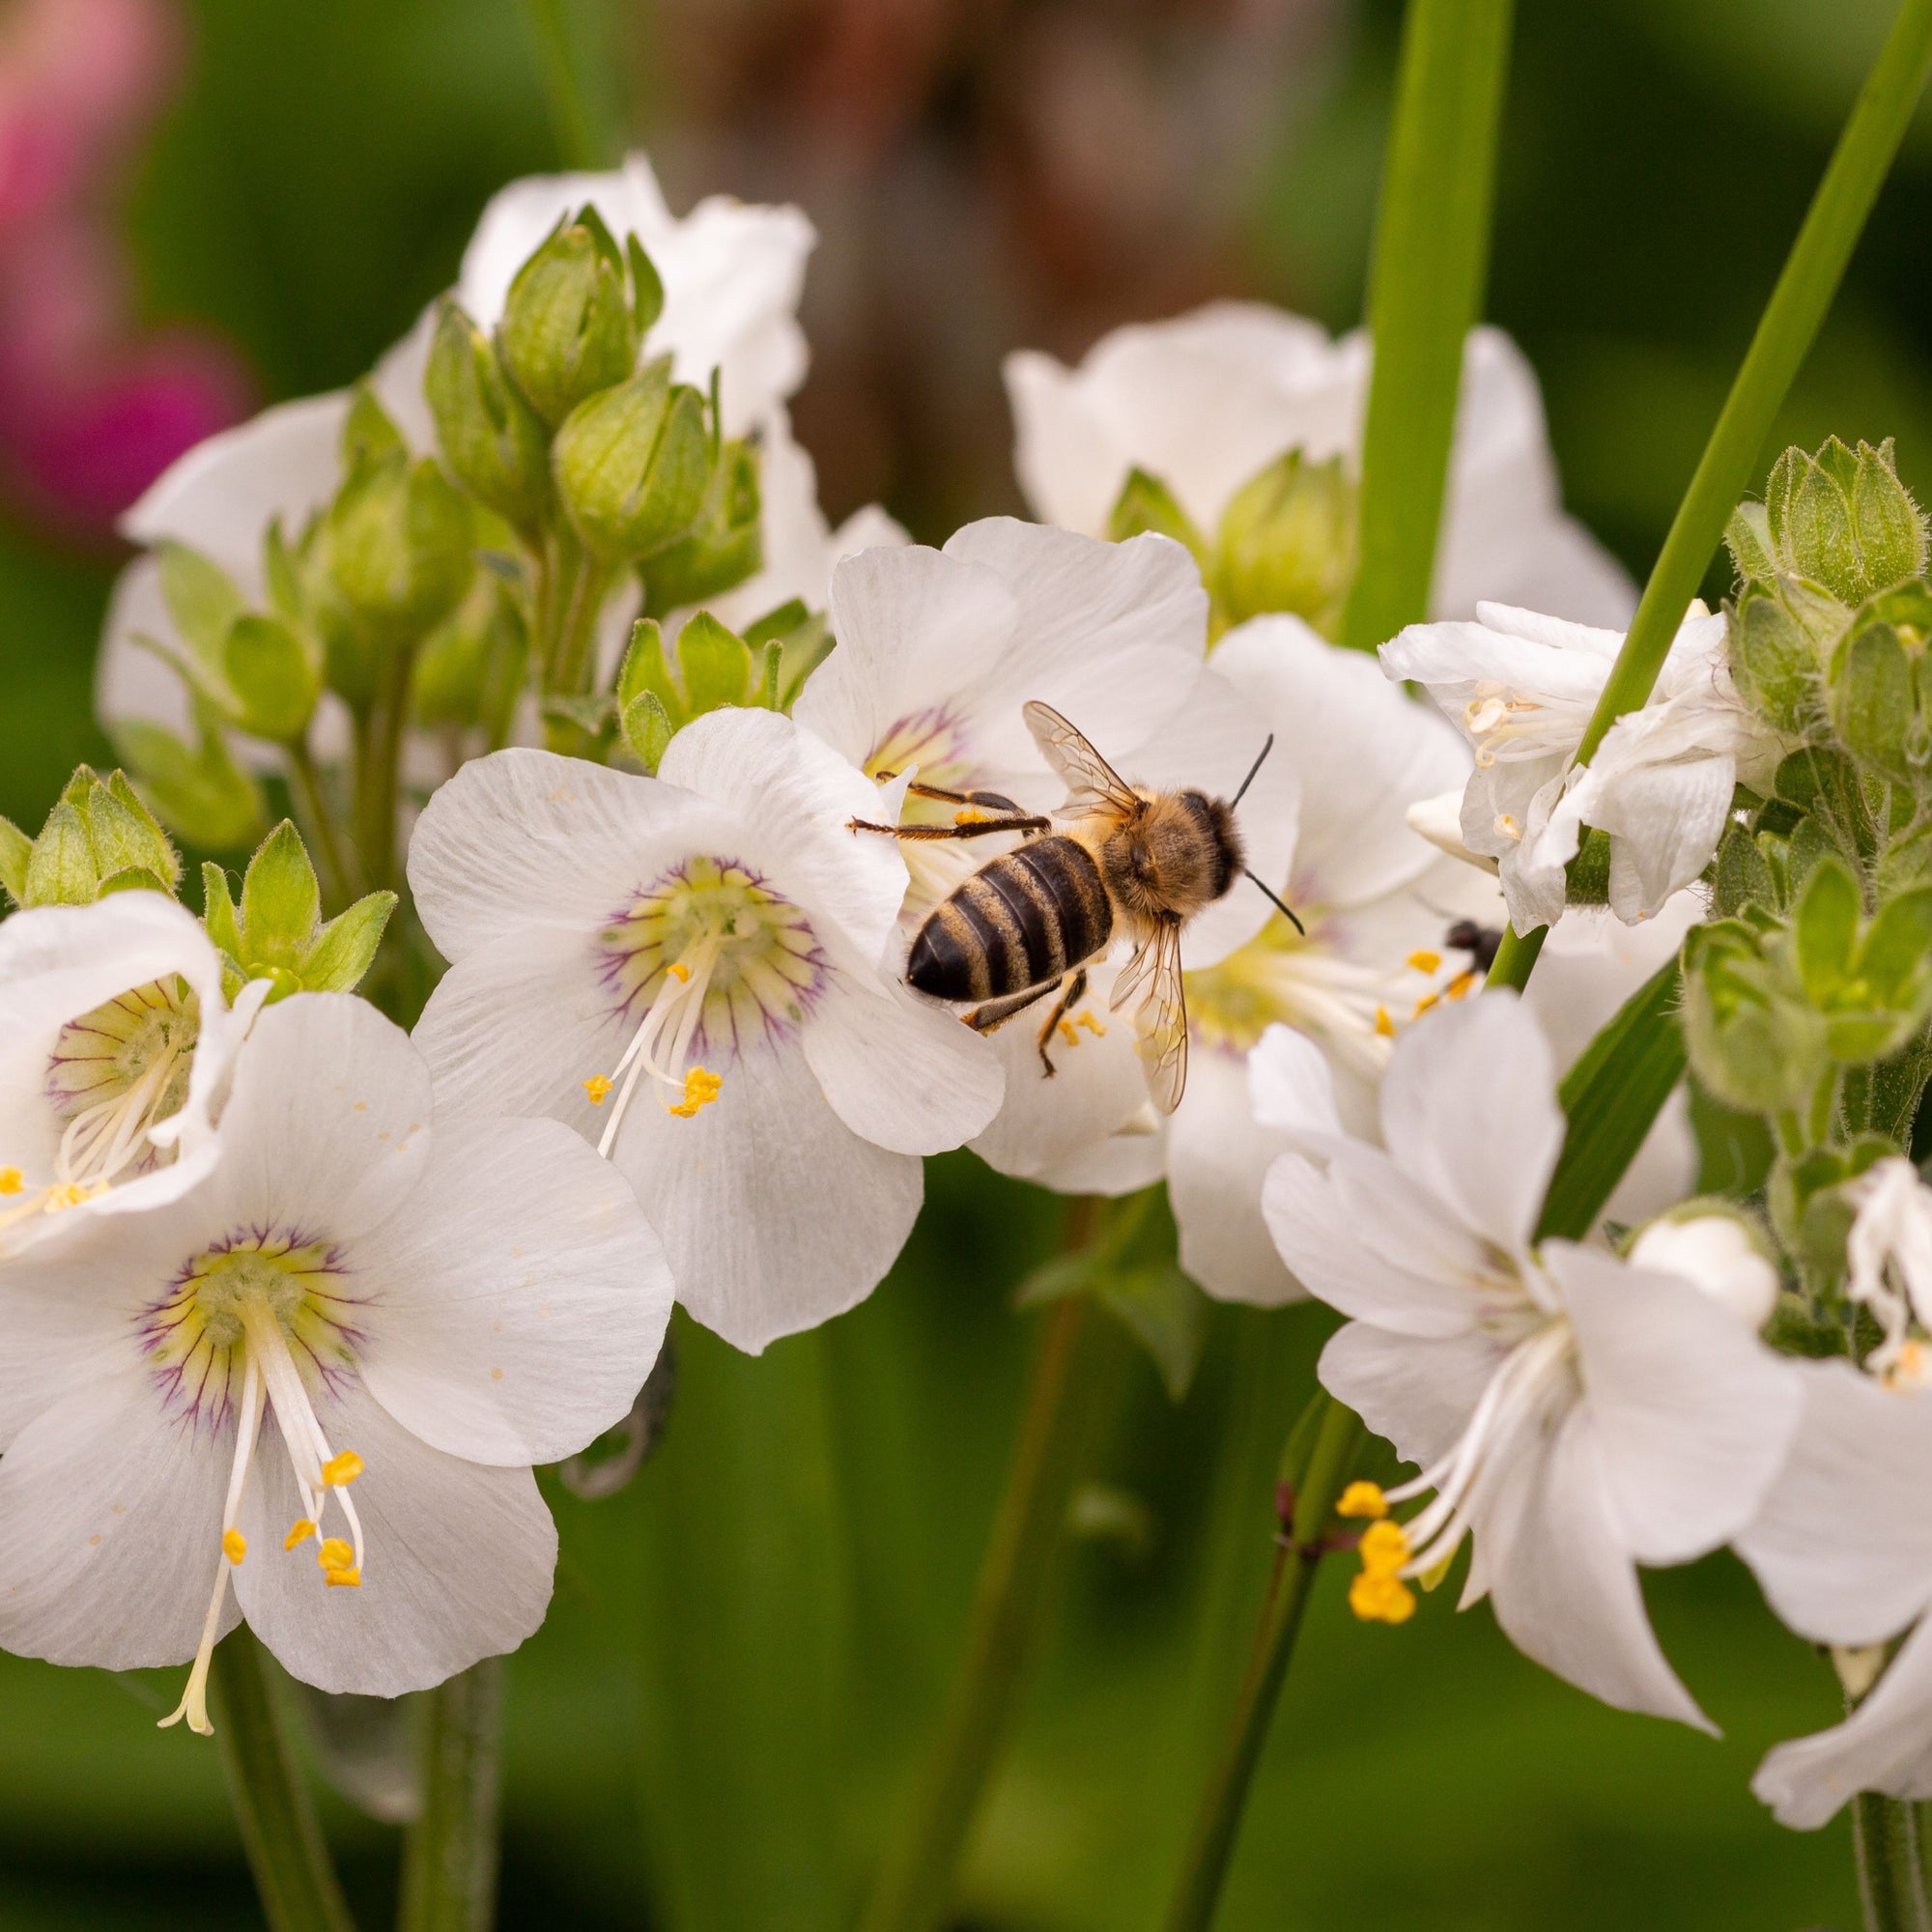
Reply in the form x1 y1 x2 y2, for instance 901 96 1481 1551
582 1074 614 1106
0 1167 22 1196
668 1065 722 1120
315 1537 353 1573
43 1180 103 1213
1374 1006 1395 1038
1349 1570 1417 1625
284 1518 317 1551
1357 1520 1412 1577
1406 951 1441 975
954 808 992 825
1413 992 1440 1018
1336 1481 1388 1520
1446 970 1477 1001
222 1528 247 1566
324 1567 362 1589
1075 1009 1106 1037
1464 696 1508 734
1057 1018 1080 1046
320 1450 363 1488
667 961 691 982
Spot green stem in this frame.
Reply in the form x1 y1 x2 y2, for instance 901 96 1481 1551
1158 1397 1365 1932
208 1630 357 1932
1488 0 1932 994
286 740 355 913
1337 0 1515 654
521 0 613 169
1857 1791 1932 1932
352 646 415 895
399 1660 503 1932
859 1198 1112 1932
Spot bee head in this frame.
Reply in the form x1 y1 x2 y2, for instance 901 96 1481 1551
1178 789 1244 904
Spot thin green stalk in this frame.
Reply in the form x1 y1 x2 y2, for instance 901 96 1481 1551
208 1629 357 1932
399 1660 503 1932
1488 0 1932 994
286 740 355 913
1337 0 1515 654
860 1198 1113 1932
352 647 415 895
1857 1791 1932 1932
1158 1399 1364 1932
522 0 613 170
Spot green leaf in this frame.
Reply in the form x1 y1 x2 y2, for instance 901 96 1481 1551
1855 885 1932 1007
156 541 246 668
24 801 98 905
300 892 397 993
96 866 171 896
201 862 242 957
1794 858 1860 1005
1832 620 1913 777
225 612 321 744
1094 1263 1208 1404
1536 958 1687 1241
240 821 322 968
106 772 181 888
621 691 675 774
1690 1078 1776 1195
0 813 29 904
675 611 754 715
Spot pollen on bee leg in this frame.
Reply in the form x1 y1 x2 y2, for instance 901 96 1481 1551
954 808 992 825
1336 1481 1388 1520
221 1528 246 1565
320 1450 363 1488
1075 1009 1105 1037
667 1065 722 1120
582 1074 614 1105
284 1518 317 1551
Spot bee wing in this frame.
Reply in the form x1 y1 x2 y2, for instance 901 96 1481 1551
1129 919 1189 1115
1024 701 1141 818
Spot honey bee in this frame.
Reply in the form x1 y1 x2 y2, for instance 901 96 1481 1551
849 701 1296 1113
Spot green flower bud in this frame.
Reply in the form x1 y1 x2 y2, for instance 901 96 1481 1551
1762 437 1928 606
1681 918 1827 1117
0 814 29 906
1106 467 1208 568
327 442 475 644
5 766 185 907
1729 582 1840 737
224 612 321 745
412 581 529 739
1830 619 1915 780
204 826 396 1002
426 298 552 529
497 210 641 428
1211 449 1356 638
553 359 713 565
642 438 764 617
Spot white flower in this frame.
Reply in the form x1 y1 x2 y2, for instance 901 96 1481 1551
407 709 1003 1352
1007 309 1634 627
1254 993 1801 1724
1840 1156 1932 1374
0 893 265 1259
0 992 668 1732
1380 601 1783 933
1629 1212 1779 1332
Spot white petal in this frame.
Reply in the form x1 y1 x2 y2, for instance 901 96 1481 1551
1028 1125 1170 1198
607 1038 923 1352
234 1378 555 1697
0 1363 235 1669
407 748 733 963
1579 749 1736 923
1166 1046 1298 1305
1245 1021 1346 1140
802 970 1004 1156
659 707 911 966
1752 1615 1932 1830
1735 1361 1932 1648
354 1117 670 1466
1212 617 1467 912
1546 1241 1801 1564
1376 992 1562 1254
1318 1321 1499 1471
203 994 433 1242
1480 1404 1712 1729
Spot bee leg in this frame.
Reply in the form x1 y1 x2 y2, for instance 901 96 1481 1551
875 774 1029 816
1034 968 1090 1079
961 981 1058 1036
847 812 1052 841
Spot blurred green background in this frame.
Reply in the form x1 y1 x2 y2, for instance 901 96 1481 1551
0 0 1919 1925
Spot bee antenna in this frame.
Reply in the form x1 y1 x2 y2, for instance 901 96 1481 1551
1244 869 1304 935
1230 734 1274 809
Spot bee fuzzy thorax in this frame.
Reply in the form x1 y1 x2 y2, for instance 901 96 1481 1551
1090 790 1243 929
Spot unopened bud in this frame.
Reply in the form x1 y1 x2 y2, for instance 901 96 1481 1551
553 359 713 565
426 298 552 529
1106 467 1208 568
13 767 183 906
1763 437 1928 605
327 447 475 642
643 439 764 617
497 210 641 427
1212 449 1356 637
1630 1209 1779 1330
224 612 321 745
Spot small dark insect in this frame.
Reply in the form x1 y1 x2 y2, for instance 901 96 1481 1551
1444 920 1504 976
849 702 1295 1113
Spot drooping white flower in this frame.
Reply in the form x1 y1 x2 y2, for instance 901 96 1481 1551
1254 993 1800 1724
0 992 668 1732
1007 309 1635 626
0 893 265 1259
1380 600 1782 933
408 708 1003 1353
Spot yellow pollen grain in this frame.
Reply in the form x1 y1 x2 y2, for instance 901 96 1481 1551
324 1567 362 1589
1374 1007 1395 1038
0 1167 22 1196
1336 1481 1388 1520
316 1537 353 1573
1406 951 1441 975
953 808 992 825
284 1518 316 1551
1357 1520 1411 1577
320 1450 363 1488
222 1528 246 1566
1075 1010 1106 1037
583 1073 614 1106
668 1065 722 1120
1057 1017 1080 1046
43 1180 103 1213
1350 1571 1417 1625
668 961 691 982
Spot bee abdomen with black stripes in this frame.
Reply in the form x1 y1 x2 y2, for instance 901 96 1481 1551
907 836 1113 1003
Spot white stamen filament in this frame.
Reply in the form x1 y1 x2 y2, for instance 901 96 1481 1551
596 937 725 1154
